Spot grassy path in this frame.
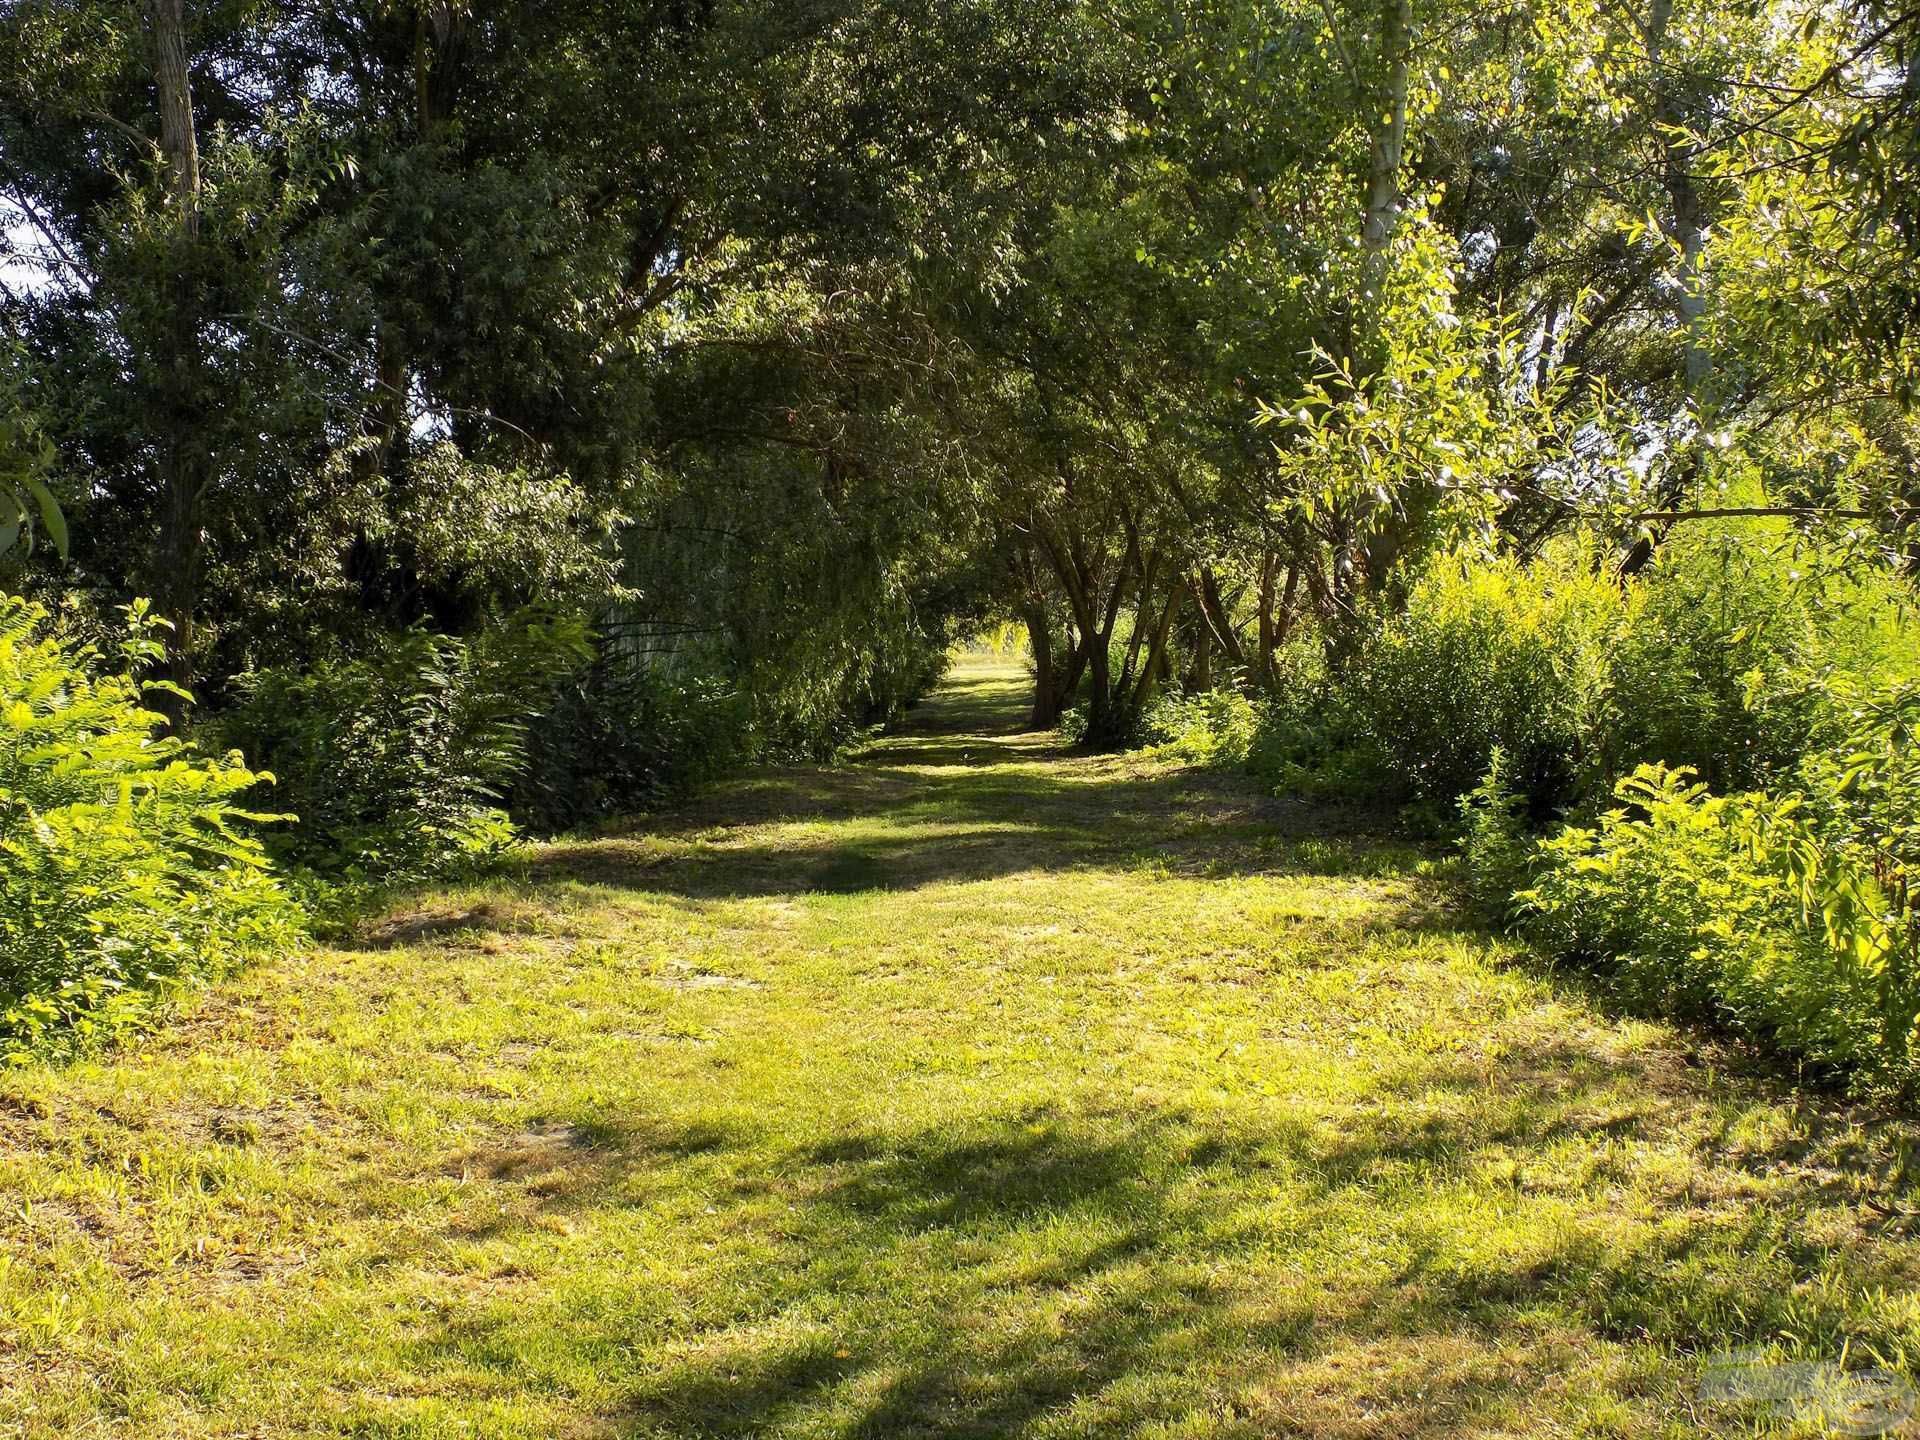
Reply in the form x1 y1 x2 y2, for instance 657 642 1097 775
6 654 1920 1438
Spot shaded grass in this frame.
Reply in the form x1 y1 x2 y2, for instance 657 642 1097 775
5 654 1920 1437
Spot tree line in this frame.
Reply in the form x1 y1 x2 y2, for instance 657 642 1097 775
3 1 1919 1064
0 2 1908 730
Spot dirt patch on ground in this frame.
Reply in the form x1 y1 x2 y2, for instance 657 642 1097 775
357 899 559 949
451 1122 603 1183
655 961 764 992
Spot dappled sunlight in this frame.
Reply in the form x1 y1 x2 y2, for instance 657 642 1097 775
12 0 1920 1427
6 656 1920 1437
522 658 1423 903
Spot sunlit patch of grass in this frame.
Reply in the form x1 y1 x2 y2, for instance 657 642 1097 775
4 654 1920 1436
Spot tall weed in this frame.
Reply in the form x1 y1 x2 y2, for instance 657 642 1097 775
217 611 590 893
0 597 299 1056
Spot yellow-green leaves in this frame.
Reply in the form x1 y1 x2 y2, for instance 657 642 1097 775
0 593 301 1060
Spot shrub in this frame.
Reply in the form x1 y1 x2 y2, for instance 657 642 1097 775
217 611 590 891
1140 688 1259 767
1057 701 1090 746
1244 635 1395 801
1604 527 1830 792
1457 747 1537 923
1604 523 1920 787
1790 681 1920 903
1520 765 1901 1083
1442 538 1920 1088
0 597 300 1057
513 660 757 833
1355 547 1624 815
1748 680 1920 1071
1227 529 1920 1086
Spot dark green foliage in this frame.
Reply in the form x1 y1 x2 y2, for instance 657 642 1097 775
1245 697 1395 805
1242 639 1397 804
1352 551 1623 817
512 662 756 834
0 598 299 1056
215 614 590 889
515 610 953 834
0 356 64 564
1127 640 1393 804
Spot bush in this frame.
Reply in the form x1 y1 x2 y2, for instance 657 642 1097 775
1520 765 1906 1083
513 660 757 833
1790 681 1920 903
1244 635 1395 801
1355 547 1624 815
1604 524 1920 791
217 611 590 891
1427 534 1920 1088
1140 688 1259 766
1128 639 1397 805
1457 747 1537 923
0 597 300 1056
1214 528 1920 1086
1748 679 1920 1073
1056 701 1090 746
1604 527 1830 792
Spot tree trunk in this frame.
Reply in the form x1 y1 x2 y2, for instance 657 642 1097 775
1193 565 1247 674
1059 632 1089 708
1023 602 1065 729
1187 610 1211 691
1084 633 1117 745
1359 0 1412 296
1255 554 1278 686
1128 583 1185 717
1273 562 1299 649
147 0 199 234
144 0 206 711
1255 556 1302 686
1647 0 1711 396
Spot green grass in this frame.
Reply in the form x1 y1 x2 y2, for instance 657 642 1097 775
6 653 1920 1437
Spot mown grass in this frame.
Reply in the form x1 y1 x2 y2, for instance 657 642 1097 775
5 653 1920 1437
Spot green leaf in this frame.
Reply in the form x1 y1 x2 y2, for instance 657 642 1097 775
31 478 67 559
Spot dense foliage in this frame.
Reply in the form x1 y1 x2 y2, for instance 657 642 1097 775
214 612 591 888
0 598 298 1056
1148 527 1920 1085
2 0 1919 1066
1523 764 1916 1080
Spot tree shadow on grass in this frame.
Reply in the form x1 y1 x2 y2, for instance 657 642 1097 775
391 1052 1920 1438
512 654 1424 902
522 760 1425 901
388 664 1920 1429
404 1107 1507 1436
